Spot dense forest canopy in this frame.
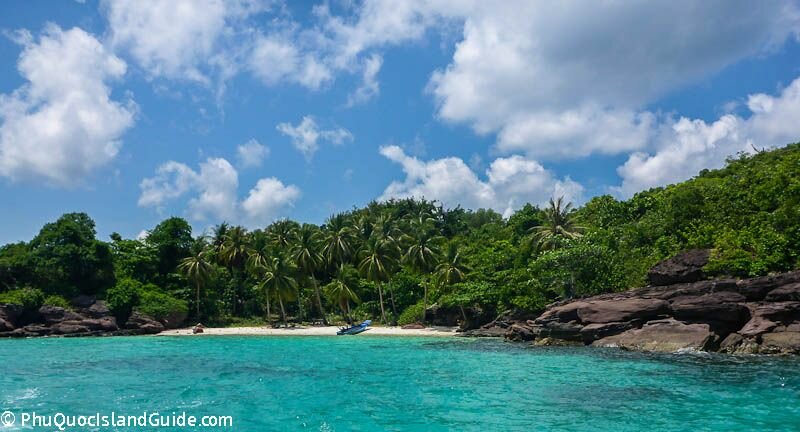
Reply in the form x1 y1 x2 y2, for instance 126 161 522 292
1 144 799 326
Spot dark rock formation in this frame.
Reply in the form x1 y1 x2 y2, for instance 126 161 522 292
401 323 425 329
647 249 709 286
468 251 800 354
424 304 492 329
125 312 165 334
0 297 159 338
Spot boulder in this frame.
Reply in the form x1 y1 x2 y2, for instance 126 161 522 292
577 298 669 324
759 332 800 355
647 249 710 286
71 295 97 309
739 301 800 337
38 306 85 325
535 301 591 324
533 320 584 342
0 318 14 332
579 321 636 343
125 312 165 334
592 319 719 352
0 303 22 328
505 323 536 342
84 301 112 318
735 271 800 301
62 317 118 332
669 291 749 325
157 309 188 329
765 283 800 302
50 323 90 335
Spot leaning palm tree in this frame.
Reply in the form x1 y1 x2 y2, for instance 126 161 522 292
291 224 328 324
434 242 471 324
177 248 213 320
402 224 443 323
529 196 584 250
261 253 298 327
324 265 361 323
322 214 354 267
358 236 398 324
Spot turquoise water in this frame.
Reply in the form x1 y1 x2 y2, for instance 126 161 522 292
1 336 799 431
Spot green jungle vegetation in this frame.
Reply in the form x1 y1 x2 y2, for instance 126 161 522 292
1 144 798 327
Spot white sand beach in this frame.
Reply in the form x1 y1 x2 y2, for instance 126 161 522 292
157 325 460 337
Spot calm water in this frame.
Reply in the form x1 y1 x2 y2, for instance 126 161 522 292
1 336 799 431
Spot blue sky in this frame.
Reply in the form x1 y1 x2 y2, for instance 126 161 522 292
2 0 800 244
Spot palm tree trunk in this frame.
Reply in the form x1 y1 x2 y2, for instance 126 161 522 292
195 279 201 320
421 280 428 324
265 290 272 326
345 301 352 324
459 305 467 329
377 283 387 324
296 291 303 322
312 277 328 325
278 294 287 327
387 284 398 324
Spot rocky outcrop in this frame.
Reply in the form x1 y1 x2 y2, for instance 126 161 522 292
0 297 167 338
647 249 709 286
487 252 800 355
425 304 493 329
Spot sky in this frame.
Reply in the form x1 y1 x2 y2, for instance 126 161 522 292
2 0 800 244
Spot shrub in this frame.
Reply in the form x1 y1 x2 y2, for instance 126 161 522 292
106 278 142 321
43 295 72 309
0 287 45 312
398 302 425 326
137 288 188 324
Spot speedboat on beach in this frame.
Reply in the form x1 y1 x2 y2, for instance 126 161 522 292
337 320 371 335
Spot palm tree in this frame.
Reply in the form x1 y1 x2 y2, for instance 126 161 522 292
322 214 354 267
261 253 298 327
529 196 584 250
218 226 250 314
402 222 443 323
434 242 471 325
267 220 298 250
292 224 328 324
324 265 360 323
177 248 213 320
358 236 397 324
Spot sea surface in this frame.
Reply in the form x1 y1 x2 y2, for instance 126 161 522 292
1 336 799 431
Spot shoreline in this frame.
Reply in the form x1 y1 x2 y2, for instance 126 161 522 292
157 325 462 337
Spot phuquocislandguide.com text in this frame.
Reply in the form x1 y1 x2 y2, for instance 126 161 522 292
2 410 233 430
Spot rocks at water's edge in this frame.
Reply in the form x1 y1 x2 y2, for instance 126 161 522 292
474 251 800 355
0 296 177 338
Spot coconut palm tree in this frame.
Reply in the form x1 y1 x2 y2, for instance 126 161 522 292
246 245 271 321
324 264 360 323
218 226 250 314
402 222 443 323
261 253 298 327
291 224 328 324
322 214 354 267
529 196 584 250
358 236 398 324
177 248 213 320
434 242 471 324
267 220 299 250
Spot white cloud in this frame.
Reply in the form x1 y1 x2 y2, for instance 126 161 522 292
236 138 270 168
346 53 383 106
248 34 333 90
102 0 265 83
138 156 299 226
277 116 353 160
0 25 135 186
241 177 301 225
379 145 582 216
615 76 800 196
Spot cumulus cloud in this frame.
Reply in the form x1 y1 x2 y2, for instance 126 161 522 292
346 53 383 106
241 177 301 225
138 156 299 226
277 116 353 160
236 138 270 168
0 25 135 186
379 145 582 217
102 0 265 83
615 77 800 196
248 34 333 90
